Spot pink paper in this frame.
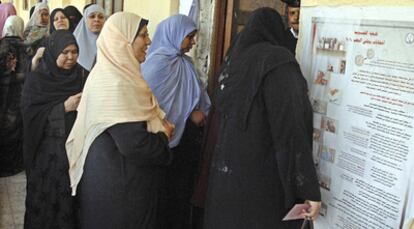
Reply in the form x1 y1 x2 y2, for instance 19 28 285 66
282 203 310 221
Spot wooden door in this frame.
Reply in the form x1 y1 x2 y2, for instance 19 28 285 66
209 0 286 93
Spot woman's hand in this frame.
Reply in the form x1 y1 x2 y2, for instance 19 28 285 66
162 119 175 141
31 47 45 71
302 200 321 221
64 92 82 112
190 110 206 127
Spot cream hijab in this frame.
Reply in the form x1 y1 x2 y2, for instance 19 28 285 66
66 12 167 195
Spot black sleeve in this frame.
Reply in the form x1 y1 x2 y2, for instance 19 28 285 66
46 103 66 137
107 122 172 165
263 63 321 202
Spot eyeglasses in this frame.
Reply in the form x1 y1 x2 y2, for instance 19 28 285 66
137 32 149 38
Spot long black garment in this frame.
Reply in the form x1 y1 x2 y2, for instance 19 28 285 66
21 30 83 229
157 120 203 229
0 38 24 177
285 28 298 55
78 122 171 229
203 8 320 229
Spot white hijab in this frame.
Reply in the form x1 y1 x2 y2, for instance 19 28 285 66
66 12 167 195
2 15 24 38
73 4 105 71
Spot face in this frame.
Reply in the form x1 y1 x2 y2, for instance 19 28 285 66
87 12 105 34
56 44 79 70
180 31 197 54
53 11 70 30
287 6 300 33
132 25 151 63
38 9 50 26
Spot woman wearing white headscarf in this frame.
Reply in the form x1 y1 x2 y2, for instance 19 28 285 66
1 15 27 76
23 2 49 57
73 4 105 79
2 15 23 38
66 12 174 229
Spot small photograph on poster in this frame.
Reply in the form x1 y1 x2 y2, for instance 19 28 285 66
328 87 341 104
339 60 346 74
319 173 331 191
321 116 338 134
314 70 329 85
318 145 335 163
313 128 322 142
312 99 328 114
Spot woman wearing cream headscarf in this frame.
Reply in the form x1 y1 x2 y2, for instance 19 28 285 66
23 2 49 57
66 11 174 228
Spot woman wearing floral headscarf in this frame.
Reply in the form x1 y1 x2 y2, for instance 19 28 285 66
23 2 49 57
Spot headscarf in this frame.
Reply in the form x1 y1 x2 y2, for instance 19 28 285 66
66 12 167 195
49 8 71 34
0 3 16 36
142 14 210 147
64 5 82 32
21 30 82 168
73 4 104 71
2 15 24 38
23 2 49 45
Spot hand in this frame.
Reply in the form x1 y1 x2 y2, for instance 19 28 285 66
162 119 175 141
31 47 45 71
302 200 321 221
64 92 82 112
190 110 206 126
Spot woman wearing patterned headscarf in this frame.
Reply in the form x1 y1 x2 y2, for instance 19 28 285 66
73 4 105 79
21 30 83 229
142 14 211 229
23 2 49 57
66 11 174 229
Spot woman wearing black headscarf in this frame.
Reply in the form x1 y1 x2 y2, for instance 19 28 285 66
21 30 83 229
64 5 82 33
0 37 23 176
49 8 71 34
203 7 321 229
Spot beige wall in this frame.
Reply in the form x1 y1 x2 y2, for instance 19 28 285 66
9 0 179 37
123 0 179 37
9 0 90 25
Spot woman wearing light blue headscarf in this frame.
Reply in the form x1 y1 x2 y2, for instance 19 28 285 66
141 14 210 229
73 4 105 78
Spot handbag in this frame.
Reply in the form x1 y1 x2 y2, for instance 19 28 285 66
300 217 314 229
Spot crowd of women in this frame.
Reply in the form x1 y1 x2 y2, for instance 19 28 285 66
1 2 321 229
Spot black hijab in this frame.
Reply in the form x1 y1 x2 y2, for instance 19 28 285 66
222 7 296 127
21 30 83 168
49 8 71 34
64 5 82 32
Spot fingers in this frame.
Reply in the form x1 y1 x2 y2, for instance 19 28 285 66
302 201 321 220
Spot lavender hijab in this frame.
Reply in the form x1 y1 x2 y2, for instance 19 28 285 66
73 4 104 71
142 14 210 147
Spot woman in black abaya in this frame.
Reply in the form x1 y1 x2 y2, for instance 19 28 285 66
203 7 321 229
21 30 83 229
